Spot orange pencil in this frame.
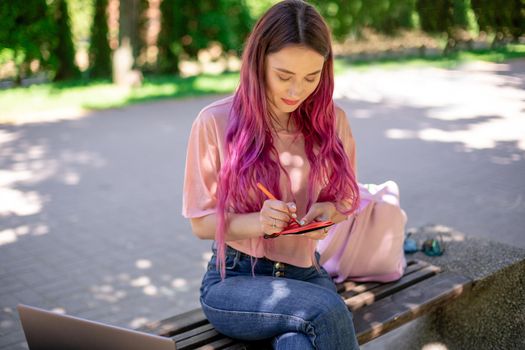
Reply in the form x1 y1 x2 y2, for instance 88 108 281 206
256 182 277 200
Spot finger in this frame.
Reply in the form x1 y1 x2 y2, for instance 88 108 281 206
314 214 329 222
260 216 282 234
267 209 291 227
263 200 293 216
270 201 293 215
303 227 330 240
261 209 290 229
286 202 297 219
299 207 322 226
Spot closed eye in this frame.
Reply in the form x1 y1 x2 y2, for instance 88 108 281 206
278 75 317 83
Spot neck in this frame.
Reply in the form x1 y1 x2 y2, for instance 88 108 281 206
268 103 294 133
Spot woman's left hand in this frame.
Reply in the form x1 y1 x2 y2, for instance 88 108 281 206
299 202 341 240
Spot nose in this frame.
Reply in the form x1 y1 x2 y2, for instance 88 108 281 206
287 81 304 98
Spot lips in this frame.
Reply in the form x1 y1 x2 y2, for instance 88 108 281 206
281 98 300 106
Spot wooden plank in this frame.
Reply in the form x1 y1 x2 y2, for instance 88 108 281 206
176 327 225 349
193 336 238 350
354 272 473 344
173 323 215 342
357 264 442 302
343 264 441 311
336 259 430 294
137 308 208 337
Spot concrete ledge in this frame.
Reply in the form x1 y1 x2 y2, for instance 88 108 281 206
364 224 525 349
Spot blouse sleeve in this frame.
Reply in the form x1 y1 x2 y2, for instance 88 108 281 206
336 107 358 180
182 109 221 218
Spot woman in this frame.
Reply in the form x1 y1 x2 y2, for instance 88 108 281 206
183 1 360 348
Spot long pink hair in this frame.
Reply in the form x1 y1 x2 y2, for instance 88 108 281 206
215 0 359 277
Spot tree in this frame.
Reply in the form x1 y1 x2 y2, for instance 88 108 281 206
51 0 80 81
367 0 417 34
416 0 472 52
157 0 181 73
119 0 142 61
89 0 112 78
0 0 55 85
309 1 362 41
471 0 525 45
156 0 252 74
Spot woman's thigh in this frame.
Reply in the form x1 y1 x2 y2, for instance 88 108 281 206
200 275 350 341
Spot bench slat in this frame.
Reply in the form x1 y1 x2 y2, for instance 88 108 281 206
342 264 441 310
193 337 237 350
336 259 430 294
172 323 215 342
137 308 207 337
176 326 225 349
353 271 472 344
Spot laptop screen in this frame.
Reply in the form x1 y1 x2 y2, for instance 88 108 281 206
18 304 176 350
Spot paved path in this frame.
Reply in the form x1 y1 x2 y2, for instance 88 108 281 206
1 59 524 349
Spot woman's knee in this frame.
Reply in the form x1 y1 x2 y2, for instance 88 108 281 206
273 332 314 350
311 289 354 329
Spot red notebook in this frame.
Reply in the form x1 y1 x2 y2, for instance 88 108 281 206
264 220 334 239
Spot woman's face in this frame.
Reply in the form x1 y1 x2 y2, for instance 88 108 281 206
265 45 325 119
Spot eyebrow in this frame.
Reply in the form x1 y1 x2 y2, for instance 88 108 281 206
273 67 322 76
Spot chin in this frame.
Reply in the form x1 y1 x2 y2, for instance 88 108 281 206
280 103 301 112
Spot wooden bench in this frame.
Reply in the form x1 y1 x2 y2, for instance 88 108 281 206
138 259 472 349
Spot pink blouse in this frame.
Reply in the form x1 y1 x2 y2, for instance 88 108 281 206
182 95 357 267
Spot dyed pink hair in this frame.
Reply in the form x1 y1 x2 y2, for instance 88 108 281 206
215 0 360 277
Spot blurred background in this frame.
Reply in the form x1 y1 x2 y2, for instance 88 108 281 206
1 1 524 349
1 0 524 120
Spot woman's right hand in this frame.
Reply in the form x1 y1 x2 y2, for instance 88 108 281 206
260 200 297 236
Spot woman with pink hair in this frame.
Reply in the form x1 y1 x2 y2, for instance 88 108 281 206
183 1 360 348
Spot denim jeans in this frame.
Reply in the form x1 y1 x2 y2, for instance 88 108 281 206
200 244 360 350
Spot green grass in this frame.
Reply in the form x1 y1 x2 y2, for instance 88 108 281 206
0 72 240 122
1 44 524 123
334 43 525 72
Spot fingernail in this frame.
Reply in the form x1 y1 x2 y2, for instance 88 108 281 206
299 220 305 226
291 213 297 218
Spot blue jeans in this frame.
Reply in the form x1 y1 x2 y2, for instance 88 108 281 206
200 244 360 349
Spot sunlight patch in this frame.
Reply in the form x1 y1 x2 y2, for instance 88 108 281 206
0 188 43 216
136 259 153 269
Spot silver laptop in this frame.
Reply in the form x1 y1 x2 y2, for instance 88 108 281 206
17 304 176 350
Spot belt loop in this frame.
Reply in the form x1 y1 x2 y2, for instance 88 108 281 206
234 250 241 266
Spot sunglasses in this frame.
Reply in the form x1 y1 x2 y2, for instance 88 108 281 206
404 233 445 257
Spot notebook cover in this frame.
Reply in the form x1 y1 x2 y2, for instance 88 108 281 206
264 220 334 239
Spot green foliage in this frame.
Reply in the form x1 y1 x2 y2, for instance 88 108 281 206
471 0 525 43
67 0 95 51
416 0 484 35
416 0 454 34
358 0 418 34
89 0 112 78
176 0 252 56
51 0 80 81
244 0 279 21
0 0 56 83
157 0 180 73
310 0 417 40
157 0 252 73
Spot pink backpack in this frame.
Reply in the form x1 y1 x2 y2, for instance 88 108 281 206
318 181 407 283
